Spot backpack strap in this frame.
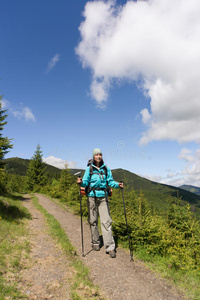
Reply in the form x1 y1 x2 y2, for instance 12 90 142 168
89 164 107 179
104 165 108 178
89 164 93 178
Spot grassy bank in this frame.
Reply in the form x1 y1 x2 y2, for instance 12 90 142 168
132 246 200 300
0 193 31 299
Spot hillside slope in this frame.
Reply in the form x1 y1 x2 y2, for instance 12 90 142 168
3 157 84 178
180 185 200 196
4 157 200 214
112 169 200 216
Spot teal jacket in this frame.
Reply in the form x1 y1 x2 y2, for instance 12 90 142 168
81 163 119 197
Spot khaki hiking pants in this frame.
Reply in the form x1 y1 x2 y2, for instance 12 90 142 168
87 196 115 252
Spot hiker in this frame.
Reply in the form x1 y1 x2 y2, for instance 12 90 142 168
77 148 123 258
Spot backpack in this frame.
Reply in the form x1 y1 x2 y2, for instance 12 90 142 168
80 159 112 197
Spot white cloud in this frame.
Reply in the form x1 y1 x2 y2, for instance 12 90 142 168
143 174 162 183
46 54 60 73
23 107 35 121
149 148 200 187
140 108 151 124
43 156 77 169
179 148 200 184
2 99 36 122
76 0 200 144
90 79 110 108
178 148 193 163
1 99 10 109
13 107 36 122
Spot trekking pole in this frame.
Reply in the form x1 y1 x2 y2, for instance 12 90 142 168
75 172 84 257
120 181 133 261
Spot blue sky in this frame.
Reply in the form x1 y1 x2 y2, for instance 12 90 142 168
1 0 200 187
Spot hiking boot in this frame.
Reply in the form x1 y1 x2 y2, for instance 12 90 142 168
108 250 116 258
92 244 100 251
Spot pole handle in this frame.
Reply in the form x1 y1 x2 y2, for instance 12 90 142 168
119 180 124 189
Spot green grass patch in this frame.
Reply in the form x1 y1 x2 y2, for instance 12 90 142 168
32 195 105 300
122 245 199 300
0 193 31 299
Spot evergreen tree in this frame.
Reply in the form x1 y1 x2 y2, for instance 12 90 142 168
0 95 13 184
26 144 46 190
59 164 74 191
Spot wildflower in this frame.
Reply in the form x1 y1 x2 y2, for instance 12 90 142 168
168 265 171 268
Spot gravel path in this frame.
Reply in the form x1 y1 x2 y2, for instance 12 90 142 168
27 193 186 300
20 194 73 299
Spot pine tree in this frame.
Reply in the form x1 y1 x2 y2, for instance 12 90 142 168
26 144 47 190
59 164 74 191
0 95 13 183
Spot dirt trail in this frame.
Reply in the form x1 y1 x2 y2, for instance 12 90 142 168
20 195 73 299
22 194 186 300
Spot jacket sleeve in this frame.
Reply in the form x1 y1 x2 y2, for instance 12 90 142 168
106 167 119 188
81 167 90 187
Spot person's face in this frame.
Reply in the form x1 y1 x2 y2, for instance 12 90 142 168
94 153 102 164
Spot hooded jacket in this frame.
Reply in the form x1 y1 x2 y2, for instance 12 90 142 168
81 163 119 198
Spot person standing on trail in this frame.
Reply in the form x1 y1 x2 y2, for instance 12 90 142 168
77 148 123 258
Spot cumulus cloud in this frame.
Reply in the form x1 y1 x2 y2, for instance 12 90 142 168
46 54 60 73
13 107 36 121
140 108 151 124
2 99 36 122
76 0 200 143
147 148 200 187
178 148 194 163
43 156 77 169
1 99 10 109
178 148 200 186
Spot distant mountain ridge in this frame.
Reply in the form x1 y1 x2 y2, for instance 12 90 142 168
4 157 200 215
3 157 85 178
111 168 200 211
4 157 62 178
180 185 200 196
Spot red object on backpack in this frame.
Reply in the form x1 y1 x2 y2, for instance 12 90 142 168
80 187 86 196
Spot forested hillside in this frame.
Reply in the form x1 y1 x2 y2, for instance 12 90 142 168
4 157 84 178
180 184 200 196
112 168 200 215
4 157 62 178
4 157 200 216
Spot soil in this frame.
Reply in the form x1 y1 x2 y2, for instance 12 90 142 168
20 194 187 300
19 195 73 299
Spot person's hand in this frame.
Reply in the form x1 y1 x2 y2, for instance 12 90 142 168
77 177 82 185
118 182 124 189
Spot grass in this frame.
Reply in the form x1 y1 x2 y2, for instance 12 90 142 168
0 193 31 299
118 242 200 300
32 195 105 300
